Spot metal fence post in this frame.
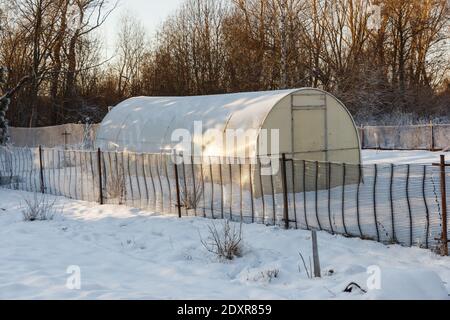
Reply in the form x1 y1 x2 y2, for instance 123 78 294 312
341 163 348 235
439 155 448 256
432 155 449 256
38 145 44 194
406 164 413 246
430 121 435 152
281 153 289 229
315 161 321 230
97 148 104 205
173 156 182 219
360 126 365 150
312 230 321 278
373 164 380 242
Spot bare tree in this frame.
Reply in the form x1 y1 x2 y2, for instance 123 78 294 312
0 0 448 127
115 14 148 97
0 67 29 145
63 0 117 114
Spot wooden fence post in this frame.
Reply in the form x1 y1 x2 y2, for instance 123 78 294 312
97 148 104 205
174 156 182 218
281 153 289 229
38 145 44 194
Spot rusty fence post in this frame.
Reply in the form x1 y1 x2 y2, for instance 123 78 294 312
38 145 45 194
439 155 448 256
174 155 182 218
97 148 104 205
433 155 449 256
360 126 365 150
281 153 289 230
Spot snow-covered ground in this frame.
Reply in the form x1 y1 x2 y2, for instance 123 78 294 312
362 149 449 165
0 188 448 300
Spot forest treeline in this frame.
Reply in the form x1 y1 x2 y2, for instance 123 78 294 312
0 0 449 127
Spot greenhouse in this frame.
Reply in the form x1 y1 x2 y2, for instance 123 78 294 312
95 88 361 163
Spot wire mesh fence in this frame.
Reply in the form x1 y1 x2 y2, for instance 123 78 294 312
0 146 448 254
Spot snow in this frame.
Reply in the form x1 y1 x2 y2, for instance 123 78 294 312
362 149 450 165
364 268 448 300
0 188 448 300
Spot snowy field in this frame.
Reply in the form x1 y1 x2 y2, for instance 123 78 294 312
362 149 449 165
0 187 449 300
0 150 449 300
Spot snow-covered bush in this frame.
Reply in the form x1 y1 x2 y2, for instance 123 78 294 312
21 193 58 221
201 220 243 260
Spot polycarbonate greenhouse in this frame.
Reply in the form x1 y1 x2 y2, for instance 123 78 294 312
95 88 361 163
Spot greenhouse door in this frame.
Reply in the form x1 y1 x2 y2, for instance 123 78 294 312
291 93 328 161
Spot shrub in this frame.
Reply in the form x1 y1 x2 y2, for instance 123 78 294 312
242 267 280 283
22 193 58 221
180 182 203 210
259 268 280 283
201 220 243 260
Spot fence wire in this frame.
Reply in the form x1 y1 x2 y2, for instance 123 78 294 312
0 147 448 253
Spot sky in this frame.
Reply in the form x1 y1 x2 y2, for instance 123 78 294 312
101 0 183 52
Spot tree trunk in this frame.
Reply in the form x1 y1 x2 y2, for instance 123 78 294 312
64 30 79 110
50 1 68 124
29 2 42 127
